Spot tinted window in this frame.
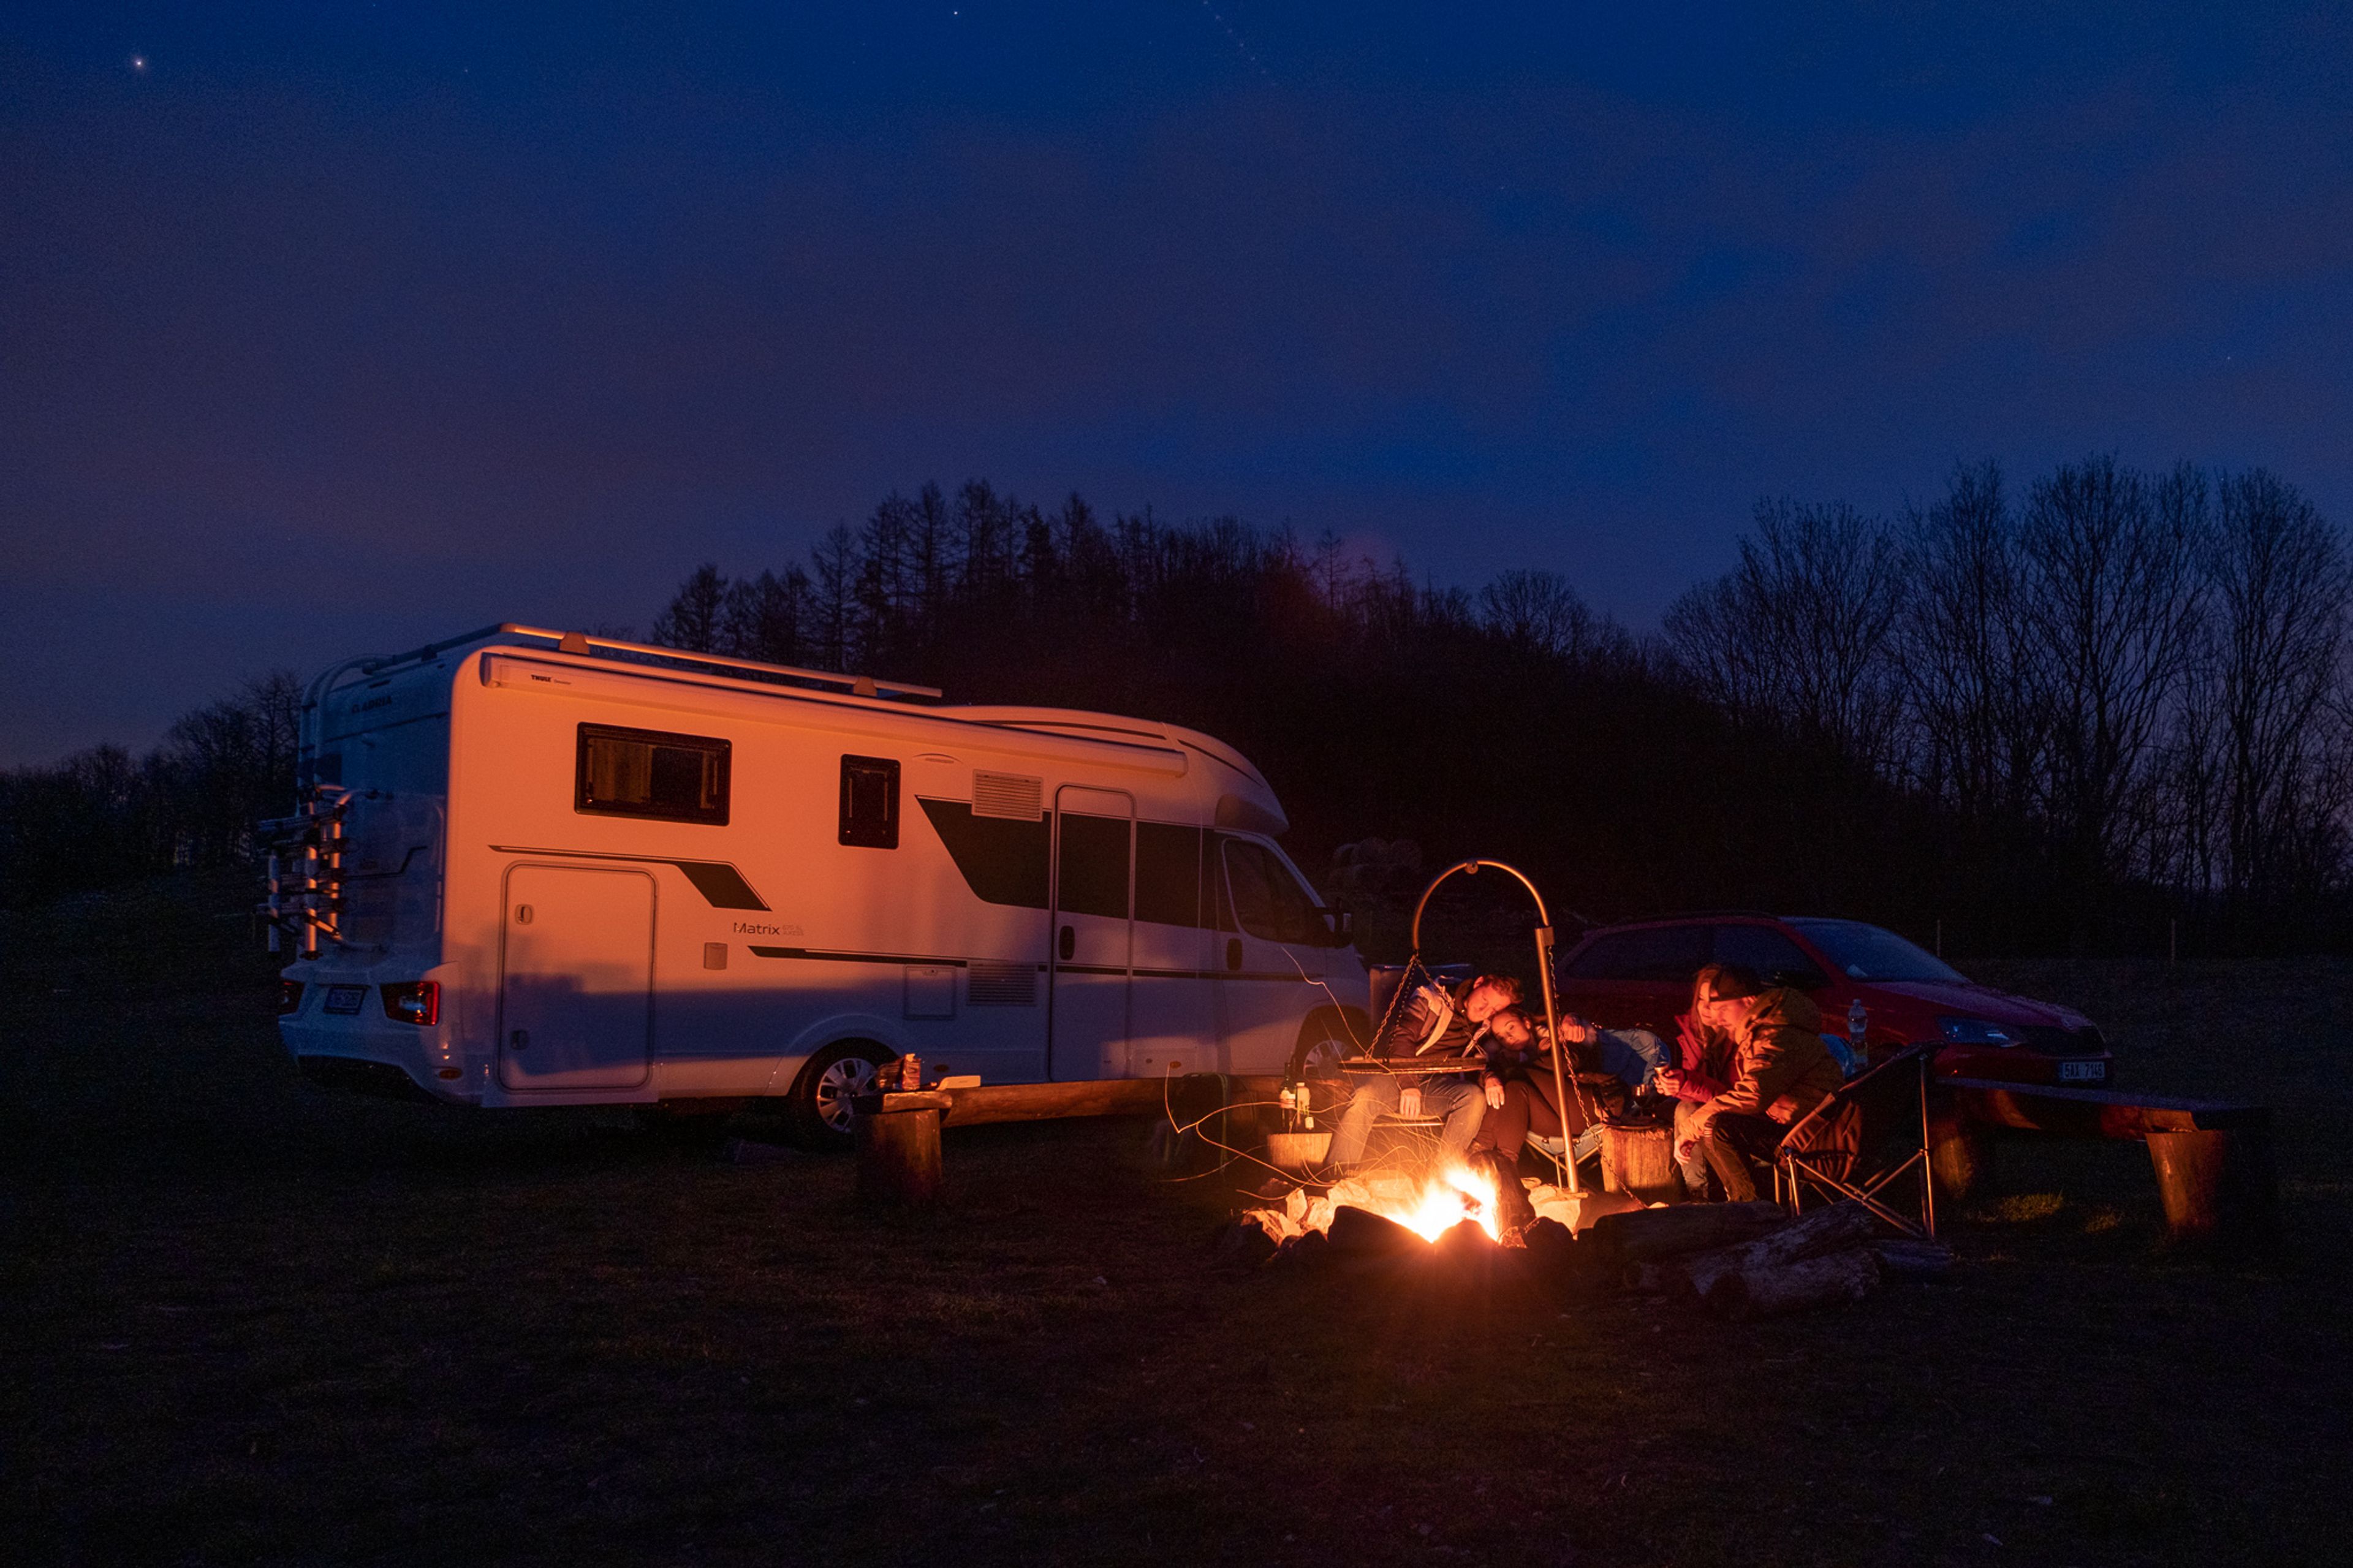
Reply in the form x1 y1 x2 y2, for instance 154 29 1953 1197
576 724 729 825
1713 924 1828 988
1056 812 1131 920
1222 838 1324 945
1135 821 1202 927
1788 919 1965 983
1564 924 1710 982
838 755 900 849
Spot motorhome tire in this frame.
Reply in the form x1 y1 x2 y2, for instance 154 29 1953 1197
790 1041 892 1149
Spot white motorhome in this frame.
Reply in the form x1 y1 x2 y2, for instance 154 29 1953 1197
266 624 1369 1138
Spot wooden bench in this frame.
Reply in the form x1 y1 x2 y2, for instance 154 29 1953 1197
1934 1078 2277 1246
851 1075 1266 1205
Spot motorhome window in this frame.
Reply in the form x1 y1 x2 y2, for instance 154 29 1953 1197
575 724 730 825
1222 839 1322 945
1204 838 1237 931
1135 822 1202 927
1056 812 1131 920
838 755 900 849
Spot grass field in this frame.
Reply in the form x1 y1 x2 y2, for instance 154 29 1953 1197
5 873 2349 1566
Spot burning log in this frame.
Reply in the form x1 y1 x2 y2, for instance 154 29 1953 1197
1585 1200 1786 1266
1707 1244 1882 1320
1672 1202 1877 1299
1325 1204 1426 1257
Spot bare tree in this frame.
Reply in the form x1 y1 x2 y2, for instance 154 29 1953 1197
1665 498 1907 765
720 567 813 665
1894 462 2047 828
2190 469 2353 911
809 525 858 671
1479 569 1604 661
2016 456 2207 893
651 563 729 652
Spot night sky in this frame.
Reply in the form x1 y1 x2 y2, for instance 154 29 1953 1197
6 4 2350 765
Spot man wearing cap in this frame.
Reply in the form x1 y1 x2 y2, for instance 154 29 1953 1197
1677 961 1844 1202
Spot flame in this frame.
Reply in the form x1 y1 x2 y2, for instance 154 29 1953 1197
1383 1159 1502 1241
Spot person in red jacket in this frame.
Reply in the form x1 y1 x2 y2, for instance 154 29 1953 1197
1655 978 1739 1195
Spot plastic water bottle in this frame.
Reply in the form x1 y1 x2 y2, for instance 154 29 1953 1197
1846 999 1868 1075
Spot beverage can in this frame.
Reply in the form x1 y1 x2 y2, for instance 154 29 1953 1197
901 1054 922 1092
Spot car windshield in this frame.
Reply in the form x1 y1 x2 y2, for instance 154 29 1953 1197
1787 919 1966 983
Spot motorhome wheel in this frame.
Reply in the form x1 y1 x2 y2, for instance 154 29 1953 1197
792 1042 890 1148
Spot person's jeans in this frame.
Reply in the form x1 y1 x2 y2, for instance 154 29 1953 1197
1696 1111 1788 1203
1671 1099 1713 1192
1331 1074 1487 1167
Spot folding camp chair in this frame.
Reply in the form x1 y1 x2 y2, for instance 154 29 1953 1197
1774 1043 1937 1238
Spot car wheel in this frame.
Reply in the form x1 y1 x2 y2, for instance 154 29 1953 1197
790 1040 890 1149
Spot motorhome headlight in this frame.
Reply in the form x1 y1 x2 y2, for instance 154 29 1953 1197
381 982 441 1027
1937 1015 2017 1046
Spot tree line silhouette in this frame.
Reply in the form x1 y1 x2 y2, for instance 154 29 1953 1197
7 460 2349 956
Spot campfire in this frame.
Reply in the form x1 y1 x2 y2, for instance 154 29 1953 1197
1238 1160 1586 1248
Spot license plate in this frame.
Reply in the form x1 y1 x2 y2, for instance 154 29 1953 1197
325 986 367 1015
2059 1060 2106 1083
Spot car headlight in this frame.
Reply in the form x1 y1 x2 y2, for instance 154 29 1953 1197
1938 1016 2018 1046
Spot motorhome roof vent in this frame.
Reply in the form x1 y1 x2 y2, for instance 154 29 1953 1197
972 771 1044 820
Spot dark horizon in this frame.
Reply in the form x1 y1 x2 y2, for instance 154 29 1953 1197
7 3 2351 765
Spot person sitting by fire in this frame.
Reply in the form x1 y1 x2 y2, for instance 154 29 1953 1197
1671 961 1844 1203
1327 971 1522 1172
1654 979 1741 1195
1468 1004 1671 1230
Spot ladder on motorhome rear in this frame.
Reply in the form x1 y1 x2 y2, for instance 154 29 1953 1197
257 785 351 956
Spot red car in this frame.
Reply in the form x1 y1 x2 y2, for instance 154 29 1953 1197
1555 913 2112 1087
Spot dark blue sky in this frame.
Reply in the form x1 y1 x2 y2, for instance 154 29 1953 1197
6 3 2350 764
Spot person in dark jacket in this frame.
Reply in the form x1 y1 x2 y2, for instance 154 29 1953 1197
1328 972 1520 1169
1678 962 1844 1202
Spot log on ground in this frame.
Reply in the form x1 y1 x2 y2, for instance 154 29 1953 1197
1707 1244 1882 1320
1676 1202 1876 1298
1874 1239 1955 1278
1586 1200 1786 1265
1327 1205 1426 1257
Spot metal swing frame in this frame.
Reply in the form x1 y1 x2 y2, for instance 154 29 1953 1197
1405 860 1588 1196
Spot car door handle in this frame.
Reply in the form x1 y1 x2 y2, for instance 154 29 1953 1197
1059 925 1075 962
1226 937 1243 972
510 1029 529 1050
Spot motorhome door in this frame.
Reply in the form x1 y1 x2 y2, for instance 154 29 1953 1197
1215 835 1328 1075
498 864 654 1090
1048 787 1133 1080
